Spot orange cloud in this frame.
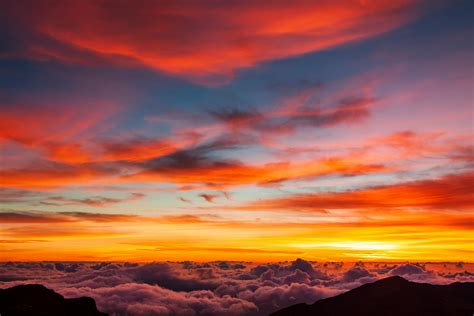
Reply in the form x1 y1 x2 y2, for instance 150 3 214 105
3 0 420 82
100 139 178 162
0 163 114 189
0 101 122 171
39 136 195 165
248 171 474 212
130 156 387 189
0 103 113 147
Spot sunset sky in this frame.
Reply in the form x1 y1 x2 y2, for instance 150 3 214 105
0 0 473 262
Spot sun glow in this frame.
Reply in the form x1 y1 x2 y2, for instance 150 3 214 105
325 242 398 251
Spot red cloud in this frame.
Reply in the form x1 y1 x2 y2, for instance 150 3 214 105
0 161 118 190
249 171 474 212
3 0 420 82
0 103 113 147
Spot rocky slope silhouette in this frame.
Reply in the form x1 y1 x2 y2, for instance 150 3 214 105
0 284 107 316
271 276 474 316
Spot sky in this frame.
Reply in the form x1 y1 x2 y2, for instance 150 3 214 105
0 0 473 262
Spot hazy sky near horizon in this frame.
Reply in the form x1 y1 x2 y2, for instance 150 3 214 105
0 0 473 262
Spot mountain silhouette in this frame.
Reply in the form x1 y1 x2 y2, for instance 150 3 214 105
0 284 107 316
271 276 474 316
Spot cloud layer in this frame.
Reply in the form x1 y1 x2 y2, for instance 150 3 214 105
0 259 472 315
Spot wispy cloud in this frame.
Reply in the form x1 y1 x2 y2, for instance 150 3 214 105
40 193 145 207
247 171 474 212
1 0 421 82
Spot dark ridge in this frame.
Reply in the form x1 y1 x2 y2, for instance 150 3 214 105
0 284 107 316
271 276 474 316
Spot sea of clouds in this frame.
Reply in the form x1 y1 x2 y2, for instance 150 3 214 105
0 259 472 316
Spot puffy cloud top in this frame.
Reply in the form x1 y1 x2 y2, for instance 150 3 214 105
0 261 471 316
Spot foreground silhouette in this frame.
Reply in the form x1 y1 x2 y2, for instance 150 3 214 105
0 284 107 316
271 276 474 316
